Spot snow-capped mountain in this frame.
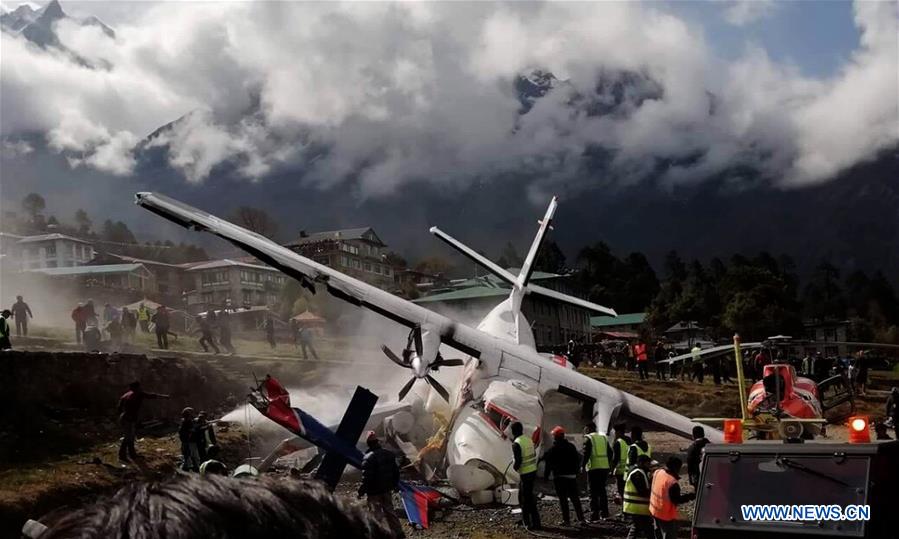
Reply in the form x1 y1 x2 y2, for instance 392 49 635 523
1 0 114 49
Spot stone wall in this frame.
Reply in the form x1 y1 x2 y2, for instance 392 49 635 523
0 351 245 463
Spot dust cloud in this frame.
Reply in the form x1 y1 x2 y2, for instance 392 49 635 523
0 271 82 329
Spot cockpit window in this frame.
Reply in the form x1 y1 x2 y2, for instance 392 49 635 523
481 402 516 437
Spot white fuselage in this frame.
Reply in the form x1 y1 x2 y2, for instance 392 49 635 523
444 297 548 490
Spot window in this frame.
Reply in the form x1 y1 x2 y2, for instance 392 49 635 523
46 244 56 257
242 289 253 304
201 270 229 286
352 259 361 269
384 267 392 277
340 243 359 255
363 262 372 272
202 292 214 303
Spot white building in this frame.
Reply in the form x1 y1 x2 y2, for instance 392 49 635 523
16 233 94 270
182 258 286 313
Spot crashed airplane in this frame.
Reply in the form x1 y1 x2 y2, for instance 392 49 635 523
135 192 723 495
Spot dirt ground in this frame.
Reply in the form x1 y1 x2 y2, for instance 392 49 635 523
1 328 896 538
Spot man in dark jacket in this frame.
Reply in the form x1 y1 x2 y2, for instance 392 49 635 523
218 309 235 355
152 306 171 350
179 407 199 471
71 303 87 344
685 426 709 487
10 295 32 336
359 432 404 538
0 310 11 350
542 426 585 526
653 342 667 380
118 381 169 462
195 315 220 354
264 317 276 349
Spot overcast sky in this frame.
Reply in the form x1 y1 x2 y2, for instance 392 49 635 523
1 0 897 201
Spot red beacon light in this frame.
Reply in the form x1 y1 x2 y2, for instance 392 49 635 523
723 419 743 444
848 416 871 444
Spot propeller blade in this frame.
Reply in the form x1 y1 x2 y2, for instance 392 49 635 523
436 358 465 367
300 451 324 473
413 325 424 357
381 345 410 368
398 377 417 401
425 375 450 402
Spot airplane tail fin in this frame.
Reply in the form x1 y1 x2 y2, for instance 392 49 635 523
516 196 557 290
250 375 366 471
399 483 444 529
429 198 616 317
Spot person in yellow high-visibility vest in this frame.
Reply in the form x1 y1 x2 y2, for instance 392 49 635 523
610 423 632 505
581 422 612 521
511 421 541 530
627 426 652 468
137 303 151 333
623 454 654 539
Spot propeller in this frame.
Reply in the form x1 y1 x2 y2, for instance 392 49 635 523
381 325 464 402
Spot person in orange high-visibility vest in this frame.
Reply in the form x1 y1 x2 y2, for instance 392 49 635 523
650 457 695 539
634 342 649 380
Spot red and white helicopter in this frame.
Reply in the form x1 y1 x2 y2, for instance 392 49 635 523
136 192 722 494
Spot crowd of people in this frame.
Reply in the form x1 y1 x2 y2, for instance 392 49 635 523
512 421 707 539
567 337 883 401
2 293 323 360
68 300 176 351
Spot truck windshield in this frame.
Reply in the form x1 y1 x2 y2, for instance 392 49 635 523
695 453 869 536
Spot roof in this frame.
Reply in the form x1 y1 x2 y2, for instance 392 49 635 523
28 263 147 276
591 312 647 328
184 258 278 272
448 270 562 290
596 330 639 339
286 227 384 247
121 299 187 314
292 310 326 322
17 233 91 245
666 321 704 333
101 252 184 268
413 285 510 303
415 268 570 304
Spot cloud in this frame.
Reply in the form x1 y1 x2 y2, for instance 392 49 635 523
0 0 896 194
722 0 779 27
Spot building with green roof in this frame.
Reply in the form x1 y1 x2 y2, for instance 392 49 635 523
590 312 647 339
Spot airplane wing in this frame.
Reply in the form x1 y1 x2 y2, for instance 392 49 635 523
136 192 719 443
135 192 481 358
659 342 763 366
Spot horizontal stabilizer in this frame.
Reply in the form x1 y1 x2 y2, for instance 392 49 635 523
430 226 517 286
429 225 616 316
